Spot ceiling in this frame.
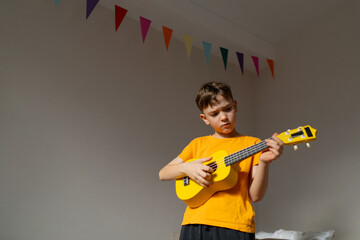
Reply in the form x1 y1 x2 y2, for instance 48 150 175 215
100 0 347 68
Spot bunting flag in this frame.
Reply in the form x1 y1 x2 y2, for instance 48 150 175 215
220 47 228 70
55 0 60 6
251 56 259 77
202 41 212 65
76 2 275 78
86 0 99 19
115 5 128 31
236 52 244 75
140 17 151 43
266 59 275 78
183 35 193 59
162 26 173 51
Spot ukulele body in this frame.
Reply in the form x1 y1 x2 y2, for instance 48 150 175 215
175 150 239 208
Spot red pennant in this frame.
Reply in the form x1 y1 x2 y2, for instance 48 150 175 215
115 5 128 31
162 26 173 51
266 59 275 78
251 56 259 77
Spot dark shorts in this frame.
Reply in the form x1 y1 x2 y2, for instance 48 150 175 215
179 224 255 240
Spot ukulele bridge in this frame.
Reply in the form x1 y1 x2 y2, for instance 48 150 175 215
183 177 190 186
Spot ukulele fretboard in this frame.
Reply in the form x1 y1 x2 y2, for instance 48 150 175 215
224 138 272 166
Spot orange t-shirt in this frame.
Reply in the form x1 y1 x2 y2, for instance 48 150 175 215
178 135 261 233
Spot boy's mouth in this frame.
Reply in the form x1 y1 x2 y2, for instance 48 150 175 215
222 123 231 128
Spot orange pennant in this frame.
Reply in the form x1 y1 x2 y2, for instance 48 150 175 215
162 26 173 51
266 59 275 78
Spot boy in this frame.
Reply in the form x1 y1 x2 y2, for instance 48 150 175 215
159 82 284 240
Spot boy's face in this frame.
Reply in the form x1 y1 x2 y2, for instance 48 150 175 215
200 95 238 138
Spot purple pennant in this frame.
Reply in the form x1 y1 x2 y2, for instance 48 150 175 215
86 0 99 19
236 52 244 75
140 17 152 43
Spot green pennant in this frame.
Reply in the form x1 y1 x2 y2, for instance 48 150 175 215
220 47 228 70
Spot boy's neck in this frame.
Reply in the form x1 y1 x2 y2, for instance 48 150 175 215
212 129 241 139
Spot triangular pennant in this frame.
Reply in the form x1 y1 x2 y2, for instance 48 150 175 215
86 0 99 19
183 35 193 59
266 59 275 78
162 26 173 51
251 56 259 77
236 52 244 75
140 17 151 43
220 47 228 70
55 0 60 6
115 5 128 31
202 41 212 65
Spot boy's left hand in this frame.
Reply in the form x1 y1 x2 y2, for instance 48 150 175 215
259 133 284 164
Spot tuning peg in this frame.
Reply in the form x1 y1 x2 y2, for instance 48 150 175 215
293 145 298 151
306 142 311 149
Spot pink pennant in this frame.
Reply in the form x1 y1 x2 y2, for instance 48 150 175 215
140 17 151 43
251 56 259 77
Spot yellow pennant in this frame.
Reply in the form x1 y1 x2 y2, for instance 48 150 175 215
183 35 193 59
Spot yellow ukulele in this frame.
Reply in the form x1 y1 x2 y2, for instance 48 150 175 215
176 125 317 208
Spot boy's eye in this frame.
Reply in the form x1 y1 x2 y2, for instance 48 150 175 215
225 107 232 112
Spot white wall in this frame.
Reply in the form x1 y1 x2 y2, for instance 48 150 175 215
0 1 258 240
254 0 360 239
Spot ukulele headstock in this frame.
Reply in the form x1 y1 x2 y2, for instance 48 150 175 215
277 125 317 151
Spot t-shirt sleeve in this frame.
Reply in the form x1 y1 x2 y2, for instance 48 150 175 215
252 138 262 166
178 139 196 161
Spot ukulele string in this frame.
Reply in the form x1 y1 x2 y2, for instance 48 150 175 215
205 141 269 170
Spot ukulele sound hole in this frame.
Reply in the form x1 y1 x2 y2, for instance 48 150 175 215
208 162 217 171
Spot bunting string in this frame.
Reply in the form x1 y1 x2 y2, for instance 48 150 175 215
56 1 275 78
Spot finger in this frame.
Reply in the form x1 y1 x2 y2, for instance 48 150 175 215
269 148 280 157
265 139 280 150
272 133 285 146
199 170 208 178
274 137 283 145
202 165 214 173
196 180 208 188
195 176 211 187
200 157 213 163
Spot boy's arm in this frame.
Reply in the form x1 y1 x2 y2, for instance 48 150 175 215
159 156 214 188
249 133 284 202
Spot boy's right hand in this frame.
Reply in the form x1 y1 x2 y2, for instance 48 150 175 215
183 157 214 188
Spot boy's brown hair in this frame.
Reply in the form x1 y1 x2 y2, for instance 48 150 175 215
195 82 234 111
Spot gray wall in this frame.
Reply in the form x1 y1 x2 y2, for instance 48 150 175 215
1 0 359 239
0 1 257 240
254 0 360 239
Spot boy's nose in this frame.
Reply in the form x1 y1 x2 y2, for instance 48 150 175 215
220 112 228 121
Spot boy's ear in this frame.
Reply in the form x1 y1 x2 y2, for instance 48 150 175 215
200 114 210 125
234 100 238 112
